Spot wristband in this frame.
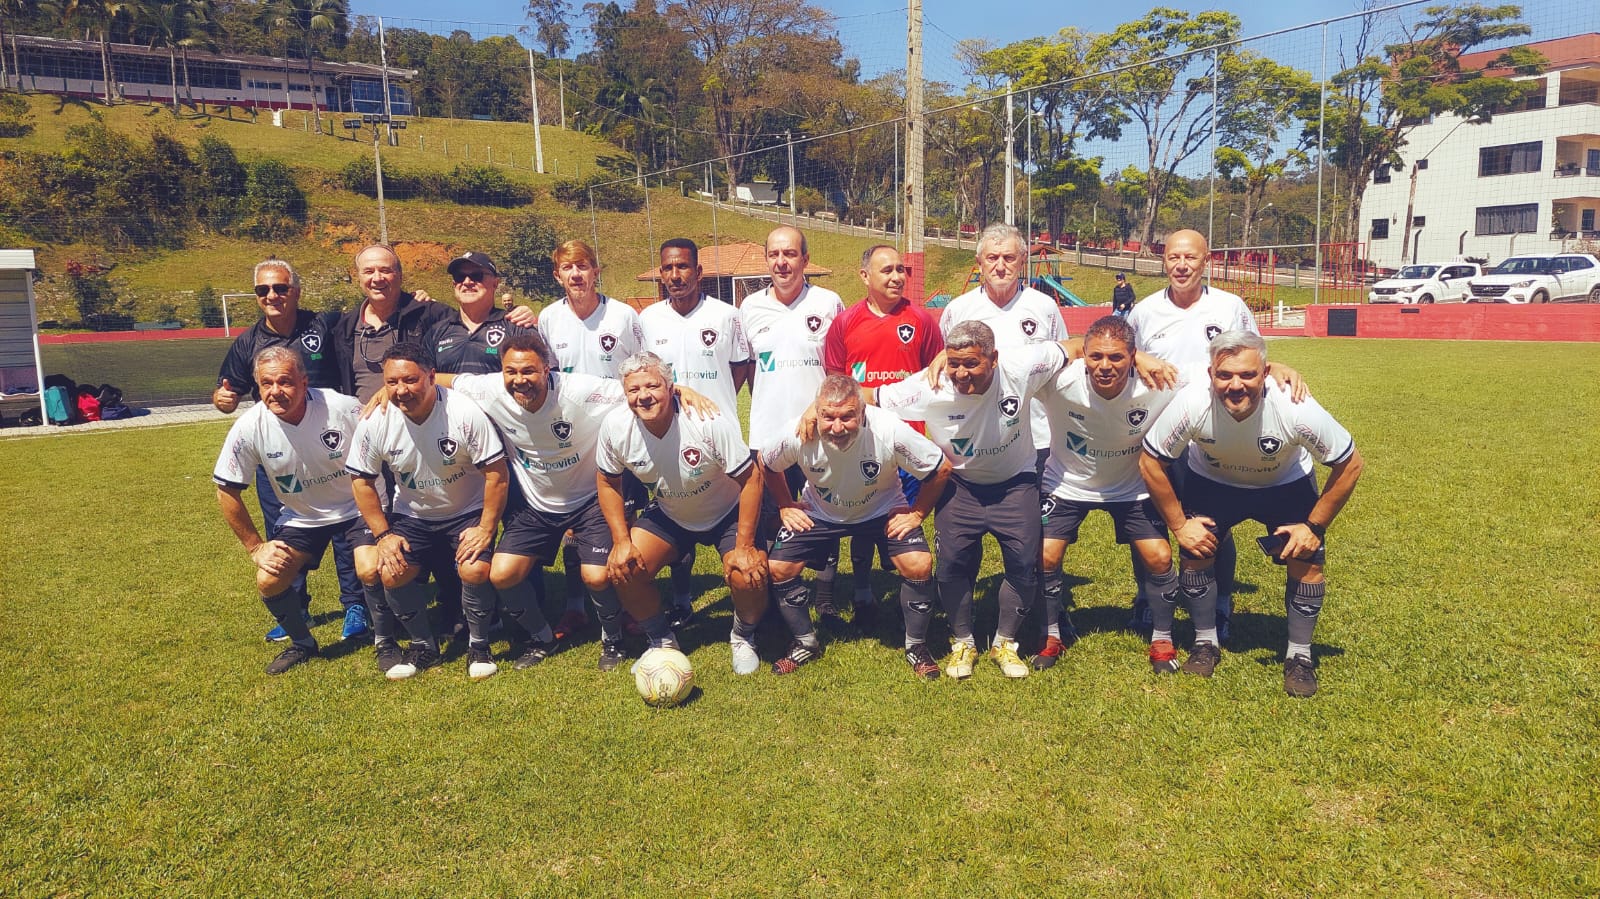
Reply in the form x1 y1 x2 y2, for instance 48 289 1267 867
374 529 393 543
1305 521 1326 540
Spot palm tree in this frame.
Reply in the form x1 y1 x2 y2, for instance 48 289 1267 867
140 0 217 111
61 0 132 105
0 0 42 90
255 0 348 132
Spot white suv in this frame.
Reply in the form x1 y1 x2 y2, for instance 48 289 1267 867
1466 254 1600 304
1367 262 1482 304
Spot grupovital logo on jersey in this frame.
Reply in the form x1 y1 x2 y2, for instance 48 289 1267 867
551 420 574 447
273 473 303 494
851 361 867 382
758 351 776 372
1065 432 1090 457
860 460 882 482
438 437 459 464
949 437 975 457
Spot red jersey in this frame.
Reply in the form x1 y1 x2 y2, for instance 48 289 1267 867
824 299 944 390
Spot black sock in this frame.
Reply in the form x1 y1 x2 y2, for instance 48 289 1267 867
1215 532 1237 610
995 575 1035 642
497 578 551 643
937 577 975 643
774 577 815 642
386 580 437 649
562 545 585 611
638 610 676 648
900 577 936 646
263 589 316 650
589 585 623 642
1146 564 1181 640
670 562 692 603
1180 567 1217 635
1041 569 1064 638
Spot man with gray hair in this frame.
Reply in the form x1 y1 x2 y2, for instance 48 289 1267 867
1140 330 1363 696
761 375 951 677
872 320 1069 679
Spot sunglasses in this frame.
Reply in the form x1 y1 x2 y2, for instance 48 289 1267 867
254 283 292 297
452 270 490 284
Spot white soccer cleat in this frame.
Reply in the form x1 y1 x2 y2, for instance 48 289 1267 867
730 637 760 675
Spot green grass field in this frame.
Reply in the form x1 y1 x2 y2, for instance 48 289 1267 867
2 338 1595 896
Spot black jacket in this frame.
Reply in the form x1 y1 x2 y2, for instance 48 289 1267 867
330 292 455 395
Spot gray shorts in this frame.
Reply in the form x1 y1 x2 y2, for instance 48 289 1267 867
933 472 1040 585
1040 496 1166 545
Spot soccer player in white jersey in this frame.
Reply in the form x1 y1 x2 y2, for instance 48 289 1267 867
595 352 770 674
939 223 1067 470
1141 331 1363 696
762 375 951 677
1032 316 1178 670
639 238 754 626
215 347 382 675
536 239 648 641
1123 228 1306 643
873 321 1068 679
348 343 510 681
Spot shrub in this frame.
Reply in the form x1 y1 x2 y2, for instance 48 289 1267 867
552 171 644 213
243 159 307 238
498 213 559 300
194 136 246 230
445 164 532 206
196 284 224 327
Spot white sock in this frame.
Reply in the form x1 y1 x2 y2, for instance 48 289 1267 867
1195 627 1219 646
1152 627 1174 643
1287 641 1312 661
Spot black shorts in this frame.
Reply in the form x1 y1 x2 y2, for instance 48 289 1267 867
1179 469 1325 564
391 509 495 567
635 503 763 559
622 469 650 516
769 514 927 567
497 496 613 565
274 517 374 561
1040 496 1166 545
933 472 1040 585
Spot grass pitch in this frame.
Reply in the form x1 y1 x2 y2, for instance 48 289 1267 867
1 338 1596 897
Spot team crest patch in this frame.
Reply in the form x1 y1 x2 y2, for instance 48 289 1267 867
896 323 915 344
1126 408 1148 428
999 395 1021 417
301 333 322 354
1258 436 1283 455
774 526 794 544
699 328 719 347
600 333 617 352
1021 318 1039 337
320 429 342 451
551 420 573 441
806 314 823 333
486 325 506 348
860 460 882 482
1205 324 1223 341
682 446 703 467
1040 496 1057 518
438 437 459 458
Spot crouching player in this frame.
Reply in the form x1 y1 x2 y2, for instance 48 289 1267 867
595 351 770 674
214 346 383 675
1140 331 1363 696
348 343 511 681
762 375 951 677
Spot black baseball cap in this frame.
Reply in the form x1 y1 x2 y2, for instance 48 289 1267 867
1115 272 1126 280
447 251 500 278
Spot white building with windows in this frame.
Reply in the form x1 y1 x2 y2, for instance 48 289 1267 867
1358 33 1600 271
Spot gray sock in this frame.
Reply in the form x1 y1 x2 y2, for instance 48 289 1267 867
589 585 624 642
1285 578 1324 658
461 580 500 646
1146 564 1181 642
774 577 814 641
263 589 316 650
1041 569 1064 639
1180 567 1217 636
363 582 394 642
995 575 1035 643
1215 532 1237 614
937 577 975 643
730 612 759 644
385 580 436 650
900 577 936 647
497 577 554 644
637 611 677 649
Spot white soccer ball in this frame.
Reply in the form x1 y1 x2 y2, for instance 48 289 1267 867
634 647 694 708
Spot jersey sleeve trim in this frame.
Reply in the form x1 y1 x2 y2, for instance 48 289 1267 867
475 448 507 469
213 475 250 490
1141 434 1180 463
726 450 755 479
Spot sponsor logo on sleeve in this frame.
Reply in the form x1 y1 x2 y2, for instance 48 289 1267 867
896 323 915 344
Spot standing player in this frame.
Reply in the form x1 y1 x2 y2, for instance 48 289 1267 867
873 321 1069 679
639 238 753 626
595 352 770 674
822 244 944 625
1032 316 1177 670
537 239 647 640
348 343 511 681
762 376 951 677
214 347 381 674
1140 331 1363 696
428 251 531 375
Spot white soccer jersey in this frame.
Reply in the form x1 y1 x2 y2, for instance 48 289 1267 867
639 295 750 425
538 295 645 377
762 405 944 524
877 343 1066 485
1143 381 1355 489
213 389 362 528
1127 285 1259 382
742 284 845 450
348 387 506 520
451 372 625 514
596 407 754 532
1039 361 1176 502
940 283 1066 449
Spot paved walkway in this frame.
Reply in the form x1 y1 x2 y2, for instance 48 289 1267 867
0 403 233 440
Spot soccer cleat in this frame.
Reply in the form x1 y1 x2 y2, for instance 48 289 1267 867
466 646 498 681
666 602 695 629
814 599 850 633
553 609 588 642
945 642 978 680
1149 639 1179 674
1284 656 1319 697
1124 597 1153 641
374 641 404 674
265 643 316 675
265 609 313 643
1182 642 1222 678
730 636 760 675
341 603 371 641
852 599 879 632
1216 594 1234 645
904 643 941 680
597 639 628 673
771 640 823 675
385 644 442 681
988 638 1029 679
1059 608 1081 645
513 640 557 670
1031 635 1067 671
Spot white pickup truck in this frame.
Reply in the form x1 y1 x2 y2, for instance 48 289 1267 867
1466 254 1600 304
1367 262 1482 304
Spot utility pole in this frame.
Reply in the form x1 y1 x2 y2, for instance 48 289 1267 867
1004 83 1016 227
528 49 545 174
904 0 925 297
378 17 396 146
787 130 797 219
347 113 406 244
558 61 566 129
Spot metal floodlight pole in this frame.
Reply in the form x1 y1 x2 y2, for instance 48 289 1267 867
904 0 925 255
529 49 545 174
787 130 797 219
1314 24 1327 304
1004 83 1016 227
378 17 396 146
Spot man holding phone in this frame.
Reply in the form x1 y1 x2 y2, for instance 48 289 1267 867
1139 331 1364 697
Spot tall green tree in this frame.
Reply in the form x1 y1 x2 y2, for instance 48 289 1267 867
525 0 571 58
1213 51 1315 248
255 0 350 132
138 0 219 110
61 0 132 104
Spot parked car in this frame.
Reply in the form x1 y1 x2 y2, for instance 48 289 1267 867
1466 254 1600 303
1367 262 1482 304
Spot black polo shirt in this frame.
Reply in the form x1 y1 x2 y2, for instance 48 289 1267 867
215 309 341 397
